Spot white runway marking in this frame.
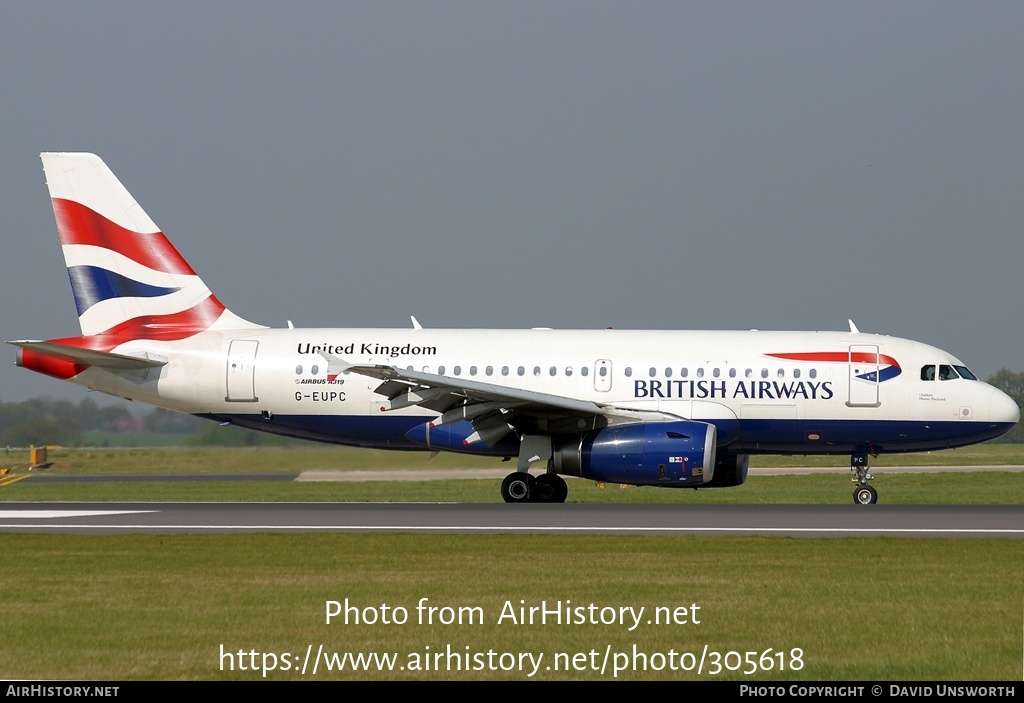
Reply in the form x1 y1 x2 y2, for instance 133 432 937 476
0 510 157 519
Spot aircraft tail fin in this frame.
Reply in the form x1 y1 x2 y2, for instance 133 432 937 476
40 152 261 339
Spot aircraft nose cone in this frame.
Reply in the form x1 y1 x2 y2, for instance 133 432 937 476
989 387 1020 425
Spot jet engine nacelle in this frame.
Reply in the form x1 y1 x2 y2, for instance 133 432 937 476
551 421 718 487
701 452 750 487
405 419 521 456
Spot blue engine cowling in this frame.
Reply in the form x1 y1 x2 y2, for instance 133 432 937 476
551 421 718 487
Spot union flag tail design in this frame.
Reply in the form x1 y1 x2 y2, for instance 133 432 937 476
41 152 260 339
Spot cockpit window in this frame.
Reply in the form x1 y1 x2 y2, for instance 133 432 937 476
953 365 978 380
938 364 960 381
921 365 935 381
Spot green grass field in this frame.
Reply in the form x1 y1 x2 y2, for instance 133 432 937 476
1 534 1020 680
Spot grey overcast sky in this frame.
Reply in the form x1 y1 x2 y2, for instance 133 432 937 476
1 2 1022 403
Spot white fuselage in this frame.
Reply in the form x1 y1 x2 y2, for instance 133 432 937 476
67 327 1019 456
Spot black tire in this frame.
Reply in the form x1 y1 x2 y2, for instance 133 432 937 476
853 485 878 505
533 474 568 503
501 472 533 503
552 474 568 503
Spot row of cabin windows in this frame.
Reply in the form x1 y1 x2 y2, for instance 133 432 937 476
429 365 592 377
294 364 822 379
631 367 817 380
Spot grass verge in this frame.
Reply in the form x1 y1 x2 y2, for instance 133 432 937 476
0 534 1020 680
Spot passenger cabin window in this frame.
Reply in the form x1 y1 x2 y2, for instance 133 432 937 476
624 367 632 378
649 367 657 377
665 367 672 377
921 365 936 381
501 366 509 376
518 366 525 376
470 366 477 376
809 369 817 379
549 366 557 376
453 366 461 376
696 368 704 378
311 365 319 375
486 366 493 376
793 369 801 379
729 368 737 378
599 367 608 377
581 367 589 377
438 366 445 375
565 367 573 376
681 368 688 378
533 366 541 376
295 365 302 374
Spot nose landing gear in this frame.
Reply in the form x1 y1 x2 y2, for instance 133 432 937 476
851 450 878 504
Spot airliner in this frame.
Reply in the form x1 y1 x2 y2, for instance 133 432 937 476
10 153 1019 504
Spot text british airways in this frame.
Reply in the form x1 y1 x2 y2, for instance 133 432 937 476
634 379 834 400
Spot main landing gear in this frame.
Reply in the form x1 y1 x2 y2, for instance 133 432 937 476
501 434 567 503
500 472 568 503
851 450 878 505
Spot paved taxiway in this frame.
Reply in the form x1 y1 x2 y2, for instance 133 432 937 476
0 502 1021 538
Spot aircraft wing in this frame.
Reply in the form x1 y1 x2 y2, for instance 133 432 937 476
347 363 605 414
325 355 625 446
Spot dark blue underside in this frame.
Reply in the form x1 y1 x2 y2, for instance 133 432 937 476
197 413 1016 456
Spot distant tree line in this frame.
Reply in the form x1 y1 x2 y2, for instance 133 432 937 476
0 396 133 447
0 397 292 447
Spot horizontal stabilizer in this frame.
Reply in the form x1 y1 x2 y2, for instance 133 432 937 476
8 340 167 370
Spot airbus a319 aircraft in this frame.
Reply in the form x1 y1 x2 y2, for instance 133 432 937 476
11 153 1020 504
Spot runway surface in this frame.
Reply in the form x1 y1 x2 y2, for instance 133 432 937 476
14 464 1024 483
0 502 1021 538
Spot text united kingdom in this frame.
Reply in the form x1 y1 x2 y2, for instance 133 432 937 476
297 342 437 358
